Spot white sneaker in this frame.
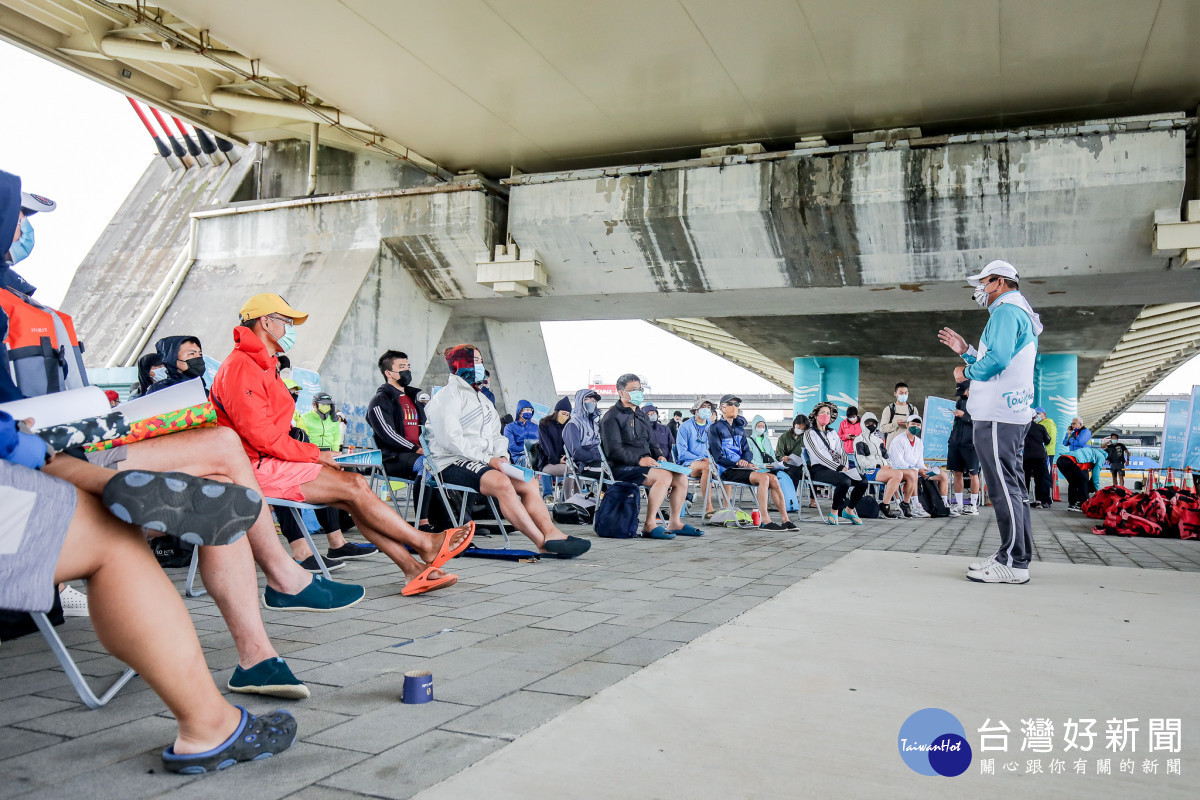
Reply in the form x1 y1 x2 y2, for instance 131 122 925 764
968 553 997 572
963 503 980 515
947 504 961 517
59 585 89 617
911 503 931 518
966 562 1030 584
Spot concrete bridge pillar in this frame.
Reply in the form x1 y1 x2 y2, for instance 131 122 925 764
1034 353 1079 439
793 357 860 419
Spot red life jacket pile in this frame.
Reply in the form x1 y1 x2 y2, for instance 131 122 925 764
1084 485 1200 539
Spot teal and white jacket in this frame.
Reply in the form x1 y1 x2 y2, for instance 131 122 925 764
962 291 1043 424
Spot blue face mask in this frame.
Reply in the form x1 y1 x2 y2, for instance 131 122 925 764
627 390 645 407
475 365 485 384
274 322 296 353
521 410 532 420
584 401 597 414
697 407 712 421
9 217 33 264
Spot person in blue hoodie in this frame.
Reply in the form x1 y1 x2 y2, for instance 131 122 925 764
146 335 208 395
674 397 719 515
503 399 539 465
708 395 793 531
939 259 1043 585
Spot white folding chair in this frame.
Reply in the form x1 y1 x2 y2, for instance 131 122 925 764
33 614 137 709
416 432 511 547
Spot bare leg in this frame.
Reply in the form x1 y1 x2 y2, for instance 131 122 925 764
877 468 902 504
749 472 770 521
512 478 567 542
53 488 242 754
300 468 465 580
667 472 688 527
689 461 715 513
641 470 672 532
478 471 550 548
767 474 790 523
44 451 279 668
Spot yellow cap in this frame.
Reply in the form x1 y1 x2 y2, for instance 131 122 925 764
238 293 309 325
283 378 301 390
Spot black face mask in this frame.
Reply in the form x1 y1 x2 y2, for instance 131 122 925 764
865 423 877 432
397 369 412 387
182 357 206 378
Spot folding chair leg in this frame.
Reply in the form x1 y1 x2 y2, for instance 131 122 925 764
293 508 332 580
34 613 137 709
485 497 511 547
184 545 206 597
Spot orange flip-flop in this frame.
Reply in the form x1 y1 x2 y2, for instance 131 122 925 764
429 521 475 570
401 565 459 596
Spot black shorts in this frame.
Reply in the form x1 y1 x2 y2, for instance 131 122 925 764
722 467 757 485
612 465 650 483
383 450 422 480
946 443 980 474
438 459 494 492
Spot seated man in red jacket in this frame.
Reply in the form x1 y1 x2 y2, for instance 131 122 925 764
210 294 471 596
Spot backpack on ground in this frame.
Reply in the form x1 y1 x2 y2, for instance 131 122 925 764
917 477 949 517
855 495 880 519
707 507 754 528
1 287 88 397
552 501 593 525
594 482 640 538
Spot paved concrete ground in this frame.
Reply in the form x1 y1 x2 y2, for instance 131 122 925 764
1 504 1197 799
417 549 1200 800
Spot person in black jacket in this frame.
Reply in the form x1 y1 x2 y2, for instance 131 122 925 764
598 373 697 539
366 350 433 529
1103 434 1130 488
1022 413 1053 508
146 335 208 395
946 380 981 515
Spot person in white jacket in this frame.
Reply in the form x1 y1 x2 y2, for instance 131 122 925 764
887 415 950 518
939 259 1043 585
852 412 905 518
425 344 590 558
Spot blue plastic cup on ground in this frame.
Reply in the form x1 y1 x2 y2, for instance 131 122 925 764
402 670 433 704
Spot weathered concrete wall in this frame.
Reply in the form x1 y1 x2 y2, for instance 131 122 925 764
257 139 440 199
62 151 256 361
460 127 1187 322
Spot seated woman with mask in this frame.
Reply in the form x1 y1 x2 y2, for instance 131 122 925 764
803 402 869 526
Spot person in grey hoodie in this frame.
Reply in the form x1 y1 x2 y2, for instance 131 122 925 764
563 388 603 473
939 259 1043 585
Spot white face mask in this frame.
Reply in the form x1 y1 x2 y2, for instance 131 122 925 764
794 426 803 434
973 284 990 307
755 426 766 435
896 393 908 404
150 366 167 382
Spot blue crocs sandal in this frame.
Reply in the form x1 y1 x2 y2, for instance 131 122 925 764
102 471 261 547
162 706 297 774
668 524 704 537
642 526 676 540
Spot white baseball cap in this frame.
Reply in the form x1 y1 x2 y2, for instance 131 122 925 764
966 259 1018 287
20 191 56 215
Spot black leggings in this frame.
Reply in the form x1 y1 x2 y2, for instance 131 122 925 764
808 464 868 512
1056 457 1092 506
277 507 353 543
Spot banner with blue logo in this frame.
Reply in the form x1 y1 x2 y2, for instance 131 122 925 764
1183 386 1200 470
921 396 957 462
1160 397 1192 469
1034 354 1078 449
793 357 859 419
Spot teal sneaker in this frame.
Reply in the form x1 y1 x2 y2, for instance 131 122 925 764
262 575 366 613
228 657 310 700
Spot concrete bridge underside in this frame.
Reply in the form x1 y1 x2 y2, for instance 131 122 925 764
64 119 1194 429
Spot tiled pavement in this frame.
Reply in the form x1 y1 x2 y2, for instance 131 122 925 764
1 505 1198 799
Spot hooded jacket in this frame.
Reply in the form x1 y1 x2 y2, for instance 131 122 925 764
132 352 165 398
1060 447 1106 492
300 403 342 451
563 388 602 465
775 424 806 461
600 402 660 468
641 403 675 460
675 416 711 465
1039 416 1058 457
147 335 206 395
503 399 539 462
948 391 974 447
708 414 752 473
367 381 426 458
747 415 773 466
1063 426 1092 451
425 373 508 472
210 326 320 464
1023 417 1051 461
836 417 861 454
536 396 572 470
963 291 1043 424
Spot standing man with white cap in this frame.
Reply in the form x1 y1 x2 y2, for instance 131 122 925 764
937 260 1044 584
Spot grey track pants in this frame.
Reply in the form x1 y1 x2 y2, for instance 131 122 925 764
973 420 1033 570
